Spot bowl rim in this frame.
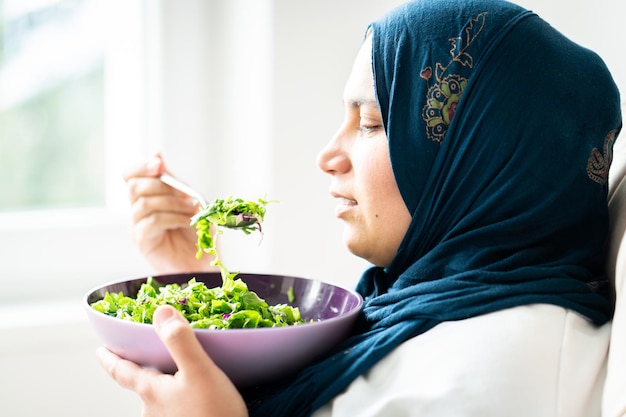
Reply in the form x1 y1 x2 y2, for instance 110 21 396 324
83 271 364 333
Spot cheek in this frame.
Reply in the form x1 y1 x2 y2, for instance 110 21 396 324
371 159 411 241
354 141 403 217
362 155 400 210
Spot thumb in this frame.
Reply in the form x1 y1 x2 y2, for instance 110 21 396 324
122 153 166 181
153 305 216 376
145 152 166 176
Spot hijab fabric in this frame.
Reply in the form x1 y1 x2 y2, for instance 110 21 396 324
246 1 622 415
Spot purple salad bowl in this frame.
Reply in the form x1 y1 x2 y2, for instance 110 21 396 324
84 272 363 387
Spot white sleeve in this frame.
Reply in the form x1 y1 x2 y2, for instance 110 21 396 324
312 304 610 417
603 138 626 417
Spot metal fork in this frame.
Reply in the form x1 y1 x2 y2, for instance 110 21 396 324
159 173 208 207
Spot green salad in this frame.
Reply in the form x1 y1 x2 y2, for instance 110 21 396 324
190 196 270 260
91 195 305 329
90 275 303 329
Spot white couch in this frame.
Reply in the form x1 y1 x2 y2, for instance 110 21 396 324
604 134 626 416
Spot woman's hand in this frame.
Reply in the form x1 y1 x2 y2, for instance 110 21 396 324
123 154 212 273
97 305 248 417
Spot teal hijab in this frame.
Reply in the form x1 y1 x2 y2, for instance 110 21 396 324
246 1 622 415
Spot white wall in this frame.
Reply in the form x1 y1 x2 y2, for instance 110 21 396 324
1 1 623 416
158 0 407 287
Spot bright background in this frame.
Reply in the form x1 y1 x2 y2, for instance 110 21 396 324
0 1 623 416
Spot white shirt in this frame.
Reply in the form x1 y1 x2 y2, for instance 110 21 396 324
312 304 610 417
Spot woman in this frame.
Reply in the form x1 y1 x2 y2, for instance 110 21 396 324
98 0 622 416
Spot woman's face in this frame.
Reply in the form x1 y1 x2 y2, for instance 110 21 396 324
317 34 412 267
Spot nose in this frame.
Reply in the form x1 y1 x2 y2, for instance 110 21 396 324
316 124 351 175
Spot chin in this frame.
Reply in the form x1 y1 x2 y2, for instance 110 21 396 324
342 230 361 256
343 233 374 265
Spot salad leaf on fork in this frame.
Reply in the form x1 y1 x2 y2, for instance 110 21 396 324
190 196 272 274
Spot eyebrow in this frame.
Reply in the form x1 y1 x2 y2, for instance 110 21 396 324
346 97 378 108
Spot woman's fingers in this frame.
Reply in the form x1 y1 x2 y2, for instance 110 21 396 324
96 347 160 394
127 176 191 206
96 307 247 417
123 154 165 182
131 193 198 225
152 306 222 379
149 305 248 416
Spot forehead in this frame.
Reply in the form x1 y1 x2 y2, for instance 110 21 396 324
343 35 377 107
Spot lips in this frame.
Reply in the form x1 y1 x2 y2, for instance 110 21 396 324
331 192 357 218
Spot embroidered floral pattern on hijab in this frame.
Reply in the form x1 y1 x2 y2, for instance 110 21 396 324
587 129 618 185
421 12 486 143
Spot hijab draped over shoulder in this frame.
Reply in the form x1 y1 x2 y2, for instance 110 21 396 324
246 1 623 415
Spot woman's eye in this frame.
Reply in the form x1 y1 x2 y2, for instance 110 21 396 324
359 124 382 134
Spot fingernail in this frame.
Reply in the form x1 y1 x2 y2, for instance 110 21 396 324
147 156 161 175
153 306 177 329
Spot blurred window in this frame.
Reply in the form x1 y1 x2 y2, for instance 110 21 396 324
0 0 105 211
0 0 148 301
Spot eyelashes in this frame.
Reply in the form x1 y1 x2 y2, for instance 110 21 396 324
359 124 383 135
